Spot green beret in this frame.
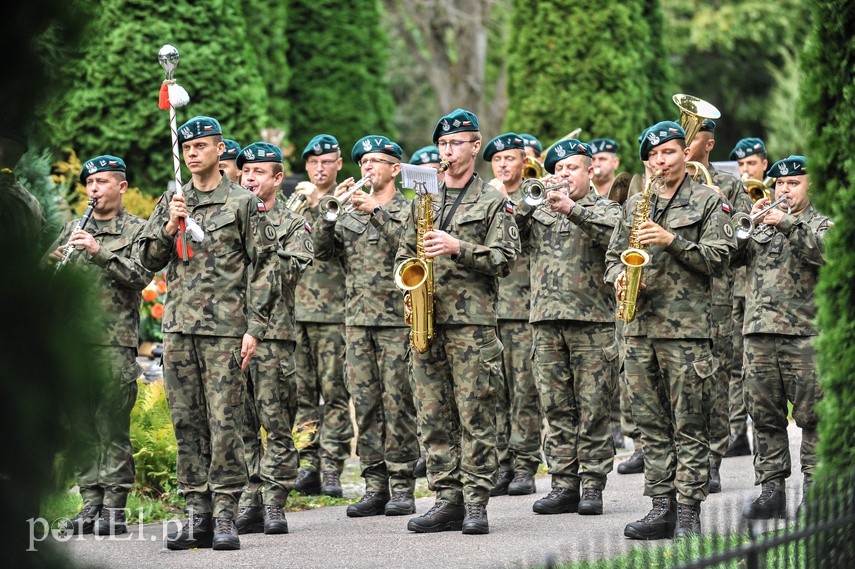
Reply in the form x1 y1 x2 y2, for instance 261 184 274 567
639 121 685 161
409 145 441 165
483 132 525 162
177 116 222 144
236 142 283 169
519 133 543 155
432 108 479 144
220 139 241 161
80 154 126 183
588 138 620 155
301 134 340 162
352 135 403 164
544 139 592 174
729 137 766 161
767 155 807 178
699 119 716 133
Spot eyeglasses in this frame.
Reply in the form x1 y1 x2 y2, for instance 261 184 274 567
306 159 338 168
358 157 398 167
437 139 478 150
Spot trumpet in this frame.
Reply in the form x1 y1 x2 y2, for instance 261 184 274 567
731 196 792 240
319 175 372 222
520 178 569 207
742 175 775 203
55 198 98 272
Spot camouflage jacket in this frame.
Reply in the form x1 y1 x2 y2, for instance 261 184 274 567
51 208 152 347
261 200 314 340
139 177 279 340
313 190 409 327
605 175 737 339
497 186 531 321
395 174 520 326
295 200 346 324
517 186 620 324
709 165 752 307
731 204 829 337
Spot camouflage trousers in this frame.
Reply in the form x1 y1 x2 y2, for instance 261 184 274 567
729 295 750 435
743 334 820 485
706 304 734 469
624 337 715 505
346 326 419 494
412 325 503 506
163 333 247 520
293 322 352 474
239 340 298 507
496 320 542 475
616 321 640 440
533 321 618 490
78 345 139 508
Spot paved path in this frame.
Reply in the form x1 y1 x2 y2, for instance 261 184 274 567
50 425 805 569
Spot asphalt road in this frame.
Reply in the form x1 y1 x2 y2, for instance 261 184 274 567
47 424 806 569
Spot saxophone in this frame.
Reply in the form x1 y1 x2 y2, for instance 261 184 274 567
616 171 661 322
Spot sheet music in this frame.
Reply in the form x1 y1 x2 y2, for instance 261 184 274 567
401 163 439 195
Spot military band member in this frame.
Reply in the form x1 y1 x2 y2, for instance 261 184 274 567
313 135 420 517
606 121 736 539
399 108 519 535
292 134 353 498
483 133 541 498
140 116 280 551
519 133 543 160
734 156 829 519
49 155 152 536
234 142 313 535
410 145 445 186
218 138 242 183
730 137 770 183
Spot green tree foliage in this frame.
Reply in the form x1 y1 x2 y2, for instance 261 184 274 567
45 0 270 194
286 0 396 181
242 0 291 134
14 149 67 254
504 0 669 173
801 0 855 478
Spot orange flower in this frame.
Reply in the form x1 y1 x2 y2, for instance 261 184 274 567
156 278 167 294
142 287 158 303
151 303 164 319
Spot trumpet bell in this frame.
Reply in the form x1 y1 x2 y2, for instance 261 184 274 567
673 94 721 146
520 178 546 206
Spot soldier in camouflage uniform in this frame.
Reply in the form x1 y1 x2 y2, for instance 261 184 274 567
291 135 353 498
605 121 736 539
732 155 829 519
515 140 620 517
685 119 753 494
483 133 541 497
218 138 242 184
398 109 519 535
725 137 771 458
313 135 419 517
139 116 280 551
48 155 152 536
233 142 313 535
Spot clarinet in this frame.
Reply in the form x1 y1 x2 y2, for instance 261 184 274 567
55 198 98 271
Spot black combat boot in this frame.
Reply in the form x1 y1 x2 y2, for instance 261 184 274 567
617 449 644 474
624 495 677 540
578 488 603 516
490 470 514 497
295 468 321 495
93 507 128 536
166 513 213 550
508 471 536 496
263 505 288 534
320 471 343 498
533 487 580 514
414 454 427 478
384 492 416 516
407 500 464 533
212 517 240 550
724 433 751 457
674 503 701 538
743 480 787 519
461 503 489 535
346 491 390 517
709 467 722 494
61 504 102 535
236 506 264 534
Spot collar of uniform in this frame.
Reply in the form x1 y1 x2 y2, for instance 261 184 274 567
575 186 599 207
188 176 232 206
89 207 128 235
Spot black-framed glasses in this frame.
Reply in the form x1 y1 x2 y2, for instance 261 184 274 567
437 139 478 150
359 157 398 167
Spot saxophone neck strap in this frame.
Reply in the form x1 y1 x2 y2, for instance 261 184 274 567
439 174 478 232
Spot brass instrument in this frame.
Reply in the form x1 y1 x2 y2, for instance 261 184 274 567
617 171 662 322
319 175 372 222
438 160 450 173
742 174 775 203
522 156 545 179
686 160 714 187
394 181 435 353
732 196 792 240
285 183 314 213
520 178 569 207
673 94 721 146
55 198 98 272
